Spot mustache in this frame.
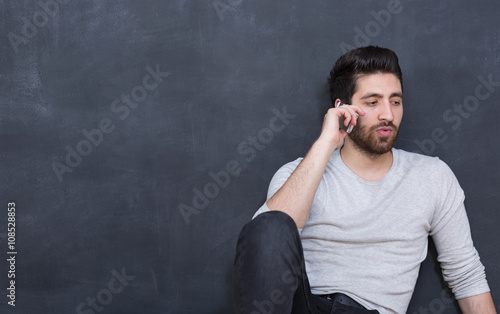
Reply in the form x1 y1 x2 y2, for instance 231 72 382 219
371 121 398 130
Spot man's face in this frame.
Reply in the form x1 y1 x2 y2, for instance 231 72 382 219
347 73 403 156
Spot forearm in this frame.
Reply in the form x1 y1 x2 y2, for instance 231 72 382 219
266 105 362 229
266 137 336 228
458 292 496 314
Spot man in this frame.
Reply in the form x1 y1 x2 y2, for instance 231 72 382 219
233 46 496 313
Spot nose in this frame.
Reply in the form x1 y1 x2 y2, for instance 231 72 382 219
378 101 394 122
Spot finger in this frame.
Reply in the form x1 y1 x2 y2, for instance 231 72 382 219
341 104 365 115
338 108 352 127
338 105 355 126
341 105 364 126
350 105 365 116
349 109 359 126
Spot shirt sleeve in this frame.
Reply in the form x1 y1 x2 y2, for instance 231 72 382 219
252 158 302 219
430 161 490 299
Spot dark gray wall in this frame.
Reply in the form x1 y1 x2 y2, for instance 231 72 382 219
1 0 499 313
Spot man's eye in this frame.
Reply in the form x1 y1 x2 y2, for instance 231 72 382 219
392 100 402 105
367 101 377 106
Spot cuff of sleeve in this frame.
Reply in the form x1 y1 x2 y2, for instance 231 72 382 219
454 283 490 300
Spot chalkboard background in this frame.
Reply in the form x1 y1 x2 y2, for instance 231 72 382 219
1 0 499 313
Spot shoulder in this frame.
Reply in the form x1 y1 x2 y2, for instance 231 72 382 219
394 148 455 179
395 148 449 169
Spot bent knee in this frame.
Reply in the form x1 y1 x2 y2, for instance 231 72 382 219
238 211 299 246
252 210 297 231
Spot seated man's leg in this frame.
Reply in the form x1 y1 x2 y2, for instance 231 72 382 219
233 211 315 314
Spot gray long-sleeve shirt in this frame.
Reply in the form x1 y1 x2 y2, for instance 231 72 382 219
253 148 489 313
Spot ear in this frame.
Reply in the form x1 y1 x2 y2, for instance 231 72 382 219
335 99 342 108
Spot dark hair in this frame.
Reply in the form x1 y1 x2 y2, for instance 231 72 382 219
328 46 403 106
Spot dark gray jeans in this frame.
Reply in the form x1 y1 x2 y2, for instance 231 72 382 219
233 211 379 314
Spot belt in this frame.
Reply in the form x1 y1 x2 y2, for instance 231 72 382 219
319 293 366 310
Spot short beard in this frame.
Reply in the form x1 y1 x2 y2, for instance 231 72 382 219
348 121 399 158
